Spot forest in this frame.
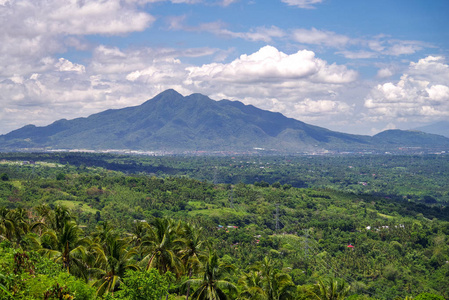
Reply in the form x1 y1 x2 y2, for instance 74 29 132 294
0 152 448 299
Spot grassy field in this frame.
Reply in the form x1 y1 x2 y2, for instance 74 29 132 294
377 212 395 219
54 200 99 214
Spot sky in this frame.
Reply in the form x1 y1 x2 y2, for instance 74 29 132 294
1 0 448 136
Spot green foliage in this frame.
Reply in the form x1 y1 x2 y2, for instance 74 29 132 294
112 269 171 300
311 277 351 300
56 173 66 181
0 244 95 300
0 173 8 181
414 292 445 300
2 152 449 205
185 251 237 300
1 152 449 299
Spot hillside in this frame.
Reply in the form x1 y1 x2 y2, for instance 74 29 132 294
412 121 449 138
1 89 448 153
0 159 448 299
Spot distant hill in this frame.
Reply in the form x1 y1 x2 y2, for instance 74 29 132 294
412 121 449 138
1 89 449 153
373 129 449 146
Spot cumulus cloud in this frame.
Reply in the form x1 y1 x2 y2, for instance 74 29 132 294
365 56 449 121
408 56 449 82
281 0 323 9
3 0 154 36
56 58 86 74
0 0 155 77
186 45 357 84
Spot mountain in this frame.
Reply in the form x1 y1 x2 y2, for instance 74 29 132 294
373 129 449 146
1 89 448 153
411 121 449 138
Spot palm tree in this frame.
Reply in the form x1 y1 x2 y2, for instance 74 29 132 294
238 270 266 300
309 277 350 300
127 220 150 261
34 204 74 233
0 207 37 248
0 207 17 243
91 220 115 244
178 222 207 300
241 257 295 300
141 217 183 275
92 231 138 297
52 205 75 232
8 207 31 247
38 220 90 278
139 218 184 300
128 220 149 248
185 251 237 300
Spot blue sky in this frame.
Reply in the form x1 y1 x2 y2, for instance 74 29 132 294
1 0 448 136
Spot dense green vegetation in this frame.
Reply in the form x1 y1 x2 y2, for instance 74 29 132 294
1 152 448 203
0 153 448 299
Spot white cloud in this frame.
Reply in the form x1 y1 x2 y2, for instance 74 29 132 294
281 0 323 9
365 56 449 121
408 56 449 82
221 26 286 42
338 51 377 59
289 28 430 60
46 1 153 35
169 18 286 43
377 68 394 78
186 45 357 84
0 0 155 77
383 42 423 56
2 0 155 36
56 58 86 74
292 28 350 48
294 98 352 115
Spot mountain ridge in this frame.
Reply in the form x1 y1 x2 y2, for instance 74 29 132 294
1 89 448 153
411 121 449 138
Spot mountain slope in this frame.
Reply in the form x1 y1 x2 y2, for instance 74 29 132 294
1 89 448 152
412 121 449 138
